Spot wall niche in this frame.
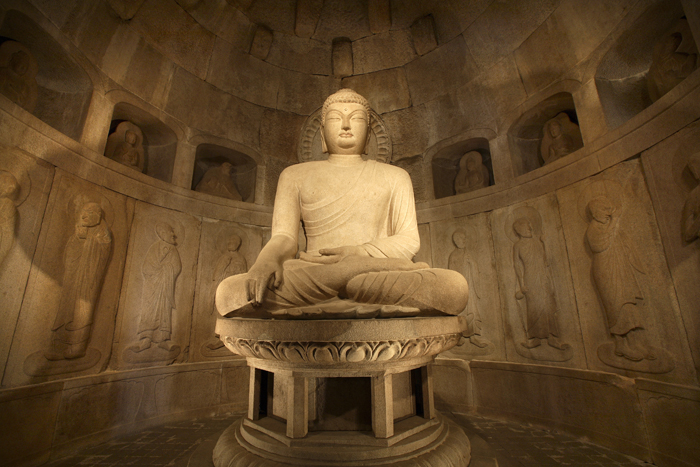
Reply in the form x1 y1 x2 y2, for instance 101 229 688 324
0 10 92 141
508 92 583 177
595 1 697 130
107 103 178 183
431 138 493 200
192 144 257 203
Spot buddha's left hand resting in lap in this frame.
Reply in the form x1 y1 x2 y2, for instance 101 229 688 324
216 89 469 319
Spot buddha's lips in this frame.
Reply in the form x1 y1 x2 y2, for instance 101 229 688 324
339 132 353 137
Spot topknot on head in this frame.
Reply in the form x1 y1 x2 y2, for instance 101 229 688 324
321 89 371 124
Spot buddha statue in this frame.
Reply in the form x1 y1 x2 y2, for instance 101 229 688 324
454 151 489 194
216 89 468 319
195 162 243 201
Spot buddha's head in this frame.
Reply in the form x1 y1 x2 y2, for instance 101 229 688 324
125 130 138 146
549 120 562 138
452 229 467 249
513 218 533 238
221 162 234 174
320 89 371 156
587 196 615 224
9 50 29 76
79 202 103 228
156 222 177 245
228 234 242 252
0 170 19 199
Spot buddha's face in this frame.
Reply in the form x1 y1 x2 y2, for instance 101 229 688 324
157 224 177 245
513 219 532 238
228 235 242 251
79 203 102 227
549 121 562 137
322 102 369 155
125 130 137 145
9 51 29 76
588 197 614 224
452 230 467 248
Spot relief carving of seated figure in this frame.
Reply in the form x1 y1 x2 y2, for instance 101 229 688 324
195 162 243 201
540 113 582 165
217 89 469 319
0 41 38 112
454 151 489 194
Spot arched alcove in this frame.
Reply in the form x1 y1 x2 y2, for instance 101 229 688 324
595 1 696 129
192 144 257 203
431 138 493 200
508 92 583 177
0 9 92 140
108 102 179 183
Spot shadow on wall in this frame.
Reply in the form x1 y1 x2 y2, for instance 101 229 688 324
0 10 93 141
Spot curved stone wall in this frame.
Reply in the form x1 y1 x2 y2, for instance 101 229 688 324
0 1 699 466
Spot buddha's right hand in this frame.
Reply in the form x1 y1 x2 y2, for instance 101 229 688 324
246 261 283 305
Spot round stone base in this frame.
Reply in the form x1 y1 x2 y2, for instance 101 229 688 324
213 415 470 467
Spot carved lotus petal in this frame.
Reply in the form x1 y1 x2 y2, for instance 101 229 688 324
310 344 337 363
279 343 306 362
345 343 370 362
401 339 427 358
374 342 400 361
255 342 278 360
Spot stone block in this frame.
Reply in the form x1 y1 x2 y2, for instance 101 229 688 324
295 0 323 38
311 0 371 43
368 0 391 34
556 160 696 384
433 358 472 412
471 361 650 460
332 37 353 77
208 37 281 109
266 33 331 75
640 121 700 375
62 0 122 66
0 147 53 382
191 219 263 362
222 364 250 406
122 38 174 106
131 0 216 79
187 0 256 53
153 369 221 414
381 105 430 161
276 69 333 115
405 35 479 106
489 193 586 367
244 0 296 35
410 15 437 56
341 68 411 114
388 0 468 44
463 0 557 71
111 201 201 370
637 378 700 467
352 29 417 75
250 24 273 60
260 108 307 163
3 170 133 388
54 380 145 445
431 213 505 361
0 383 62 466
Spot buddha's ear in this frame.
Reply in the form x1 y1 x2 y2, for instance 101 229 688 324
320 125 328 153
363 119 371 155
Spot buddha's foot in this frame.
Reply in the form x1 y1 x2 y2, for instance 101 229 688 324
345 268 468 316
468 334 490 348
521 338 541 349
546 335 569 350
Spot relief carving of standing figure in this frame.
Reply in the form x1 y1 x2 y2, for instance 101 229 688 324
512 218 567 350
585 195 652 362
45 202 112 360
540 113 582 165
0 170 20 267
448 229 489 348
681 152 700 245
130 222 182 353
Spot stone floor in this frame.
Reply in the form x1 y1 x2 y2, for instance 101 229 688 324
43 412 654 467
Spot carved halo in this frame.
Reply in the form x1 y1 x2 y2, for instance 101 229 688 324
0 148 32 206
446 222 478 253
505 205 543 243
297 108 392 163
577 179 625 222
216 224 249 258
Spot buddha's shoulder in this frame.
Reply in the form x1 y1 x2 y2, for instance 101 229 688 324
372 161 411 182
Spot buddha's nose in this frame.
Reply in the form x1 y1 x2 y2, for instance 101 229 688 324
341 117 351 130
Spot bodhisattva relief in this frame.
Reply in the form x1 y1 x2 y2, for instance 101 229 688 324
648 32 697 102
540 113 582 165
104 121 145 173
0 41 38 112
204 233 247 353
0 170 21 267
583 190 673 373
447 229 489 348
216 89 468 321
454 151 489 195
45 201 113 361
126 222 182 359
511 216 569 353
681 152 700 246
195 162 243 201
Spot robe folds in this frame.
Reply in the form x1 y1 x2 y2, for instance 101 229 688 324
138 240 181 341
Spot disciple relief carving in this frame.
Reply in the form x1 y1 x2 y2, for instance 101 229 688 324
681 152 700 246
0 169 24 267
508 209 570 359
539 113 583 165
104 121 145 172
125 222 182 360
454 151 489 194
203 233 247 354
0 41 38 112
582 183 673 373
648 32 697 102
447 229 489 348
195 162 243 201
45 201 113 361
